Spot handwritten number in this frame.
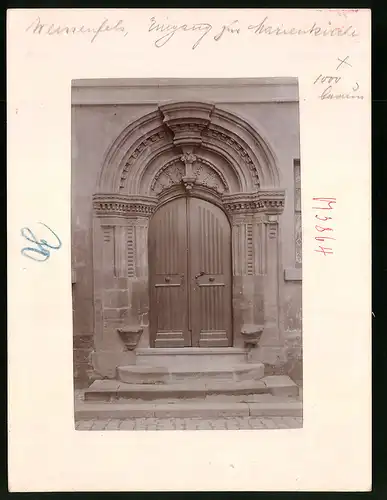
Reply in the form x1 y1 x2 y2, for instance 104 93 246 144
315 246 333 256
313 198 336 256
21 223 62 262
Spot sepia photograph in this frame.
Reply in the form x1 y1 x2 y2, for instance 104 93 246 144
72 77 303 431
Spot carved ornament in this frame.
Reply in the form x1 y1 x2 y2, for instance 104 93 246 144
93 194 158 217
150 157 228 196
223 190 285 215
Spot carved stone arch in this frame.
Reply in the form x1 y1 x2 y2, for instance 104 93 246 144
97 110 164 192
97 101 281 194
208 107 281 188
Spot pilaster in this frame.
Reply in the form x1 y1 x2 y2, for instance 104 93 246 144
92 194 156 376
223 190 285 360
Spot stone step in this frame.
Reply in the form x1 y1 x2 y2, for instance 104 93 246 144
117 363 265 385
75 399 303 420
135 347 248 369
84 375 298 403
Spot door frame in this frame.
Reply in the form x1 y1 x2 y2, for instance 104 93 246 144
148 192 233 348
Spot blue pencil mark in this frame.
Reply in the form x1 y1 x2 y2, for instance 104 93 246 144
21 222 62 262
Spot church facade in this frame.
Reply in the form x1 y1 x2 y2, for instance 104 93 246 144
72 78 302 388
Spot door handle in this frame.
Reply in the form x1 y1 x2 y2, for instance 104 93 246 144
195 271 206 279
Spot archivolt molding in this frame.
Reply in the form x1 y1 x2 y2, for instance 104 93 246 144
97 101 281 195
119 128 170 191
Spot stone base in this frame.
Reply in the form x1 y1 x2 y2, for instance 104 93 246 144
83 375 298 403
117 363 265 385
135 347 249 369
91 350 136 379
75 399 303 420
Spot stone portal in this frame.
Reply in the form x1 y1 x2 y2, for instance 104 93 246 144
91 101 285 378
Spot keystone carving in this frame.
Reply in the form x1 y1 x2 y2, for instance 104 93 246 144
159 102 214 147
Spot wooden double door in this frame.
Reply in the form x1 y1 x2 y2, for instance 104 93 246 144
149 197 232 348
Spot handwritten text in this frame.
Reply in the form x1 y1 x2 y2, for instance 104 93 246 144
148 16 359 50
24 15 361 50
21 223 62 262
25 17 128 43
313 55 364 100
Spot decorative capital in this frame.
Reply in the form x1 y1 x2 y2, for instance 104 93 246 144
241 324 264 348
258 189 286 214
159 101 214 147
223 190 285 216
117 326 143 351
93 194 158 218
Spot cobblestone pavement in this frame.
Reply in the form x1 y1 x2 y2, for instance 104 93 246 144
75 416 303 430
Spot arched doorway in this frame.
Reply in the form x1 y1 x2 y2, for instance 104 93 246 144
148 196 232 348
91 101 286 377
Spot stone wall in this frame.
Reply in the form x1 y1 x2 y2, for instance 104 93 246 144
73 334 94 388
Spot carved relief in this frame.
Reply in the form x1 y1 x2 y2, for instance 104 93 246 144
102 226 112 242
257 222 266 274
151 159 185 194
180 152 197 164
246 224 254 275
150 158 228 196
265 214 279 240
193 162 226 194
101 226 114 276
231 222 255 276
127 224 135 278
114 226 127 278
267 223 278 239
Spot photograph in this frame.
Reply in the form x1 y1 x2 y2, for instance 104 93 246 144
72 77 303 431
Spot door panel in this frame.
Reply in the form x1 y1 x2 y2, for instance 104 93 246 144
189 198 232 347
149 198 189 347
149 196 232 348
